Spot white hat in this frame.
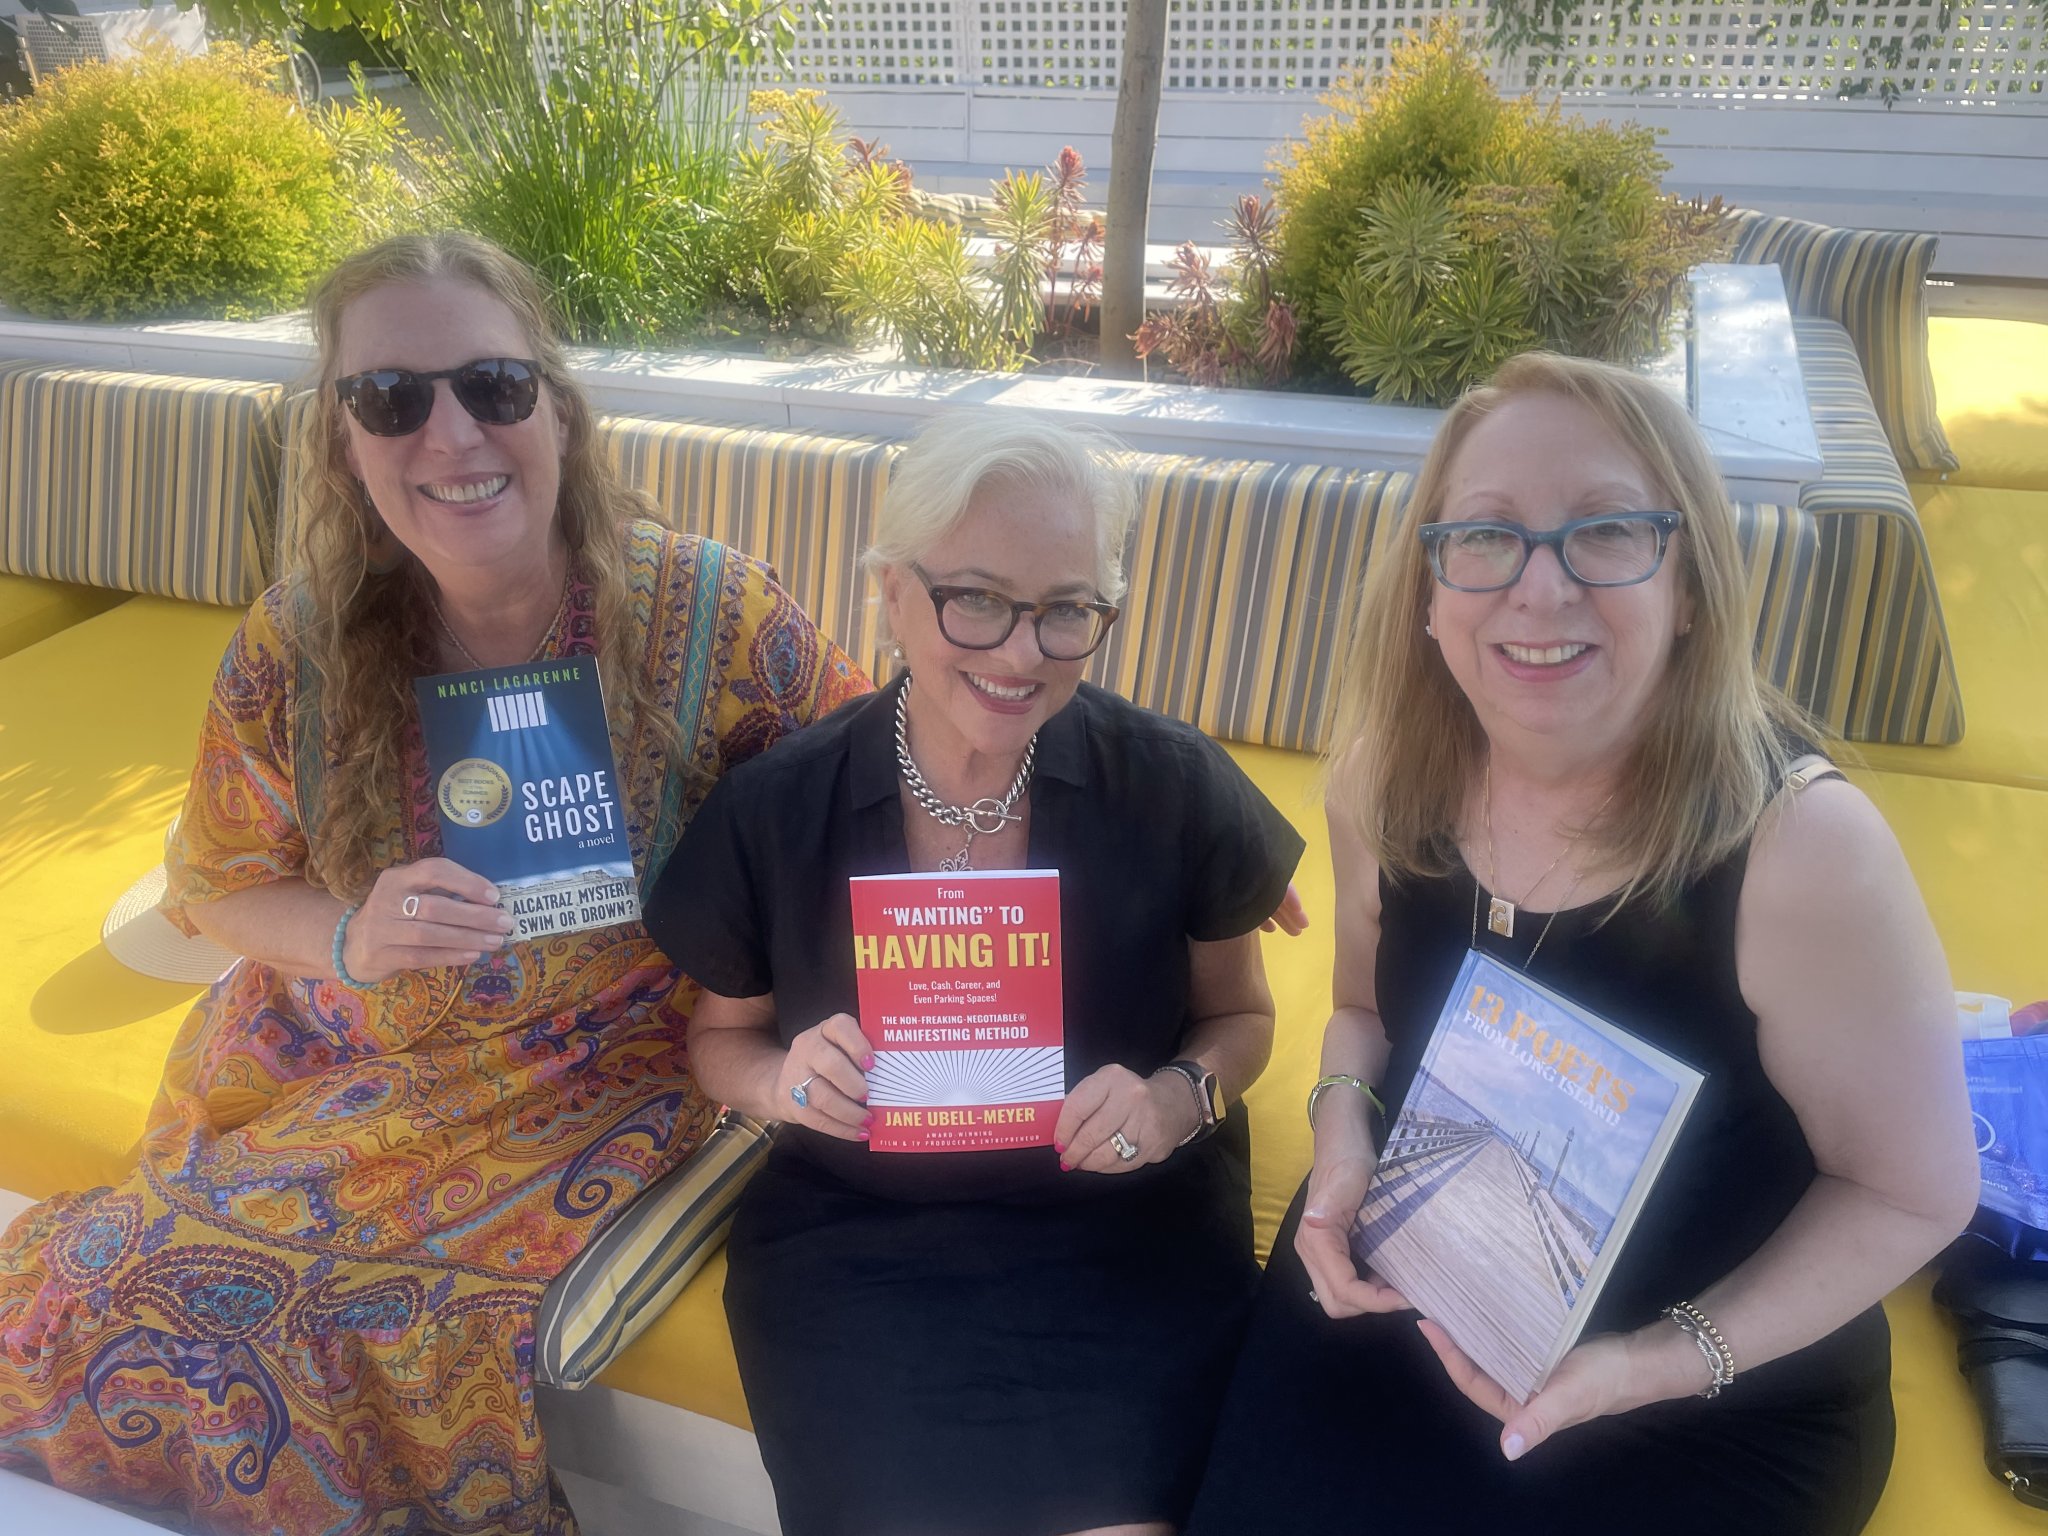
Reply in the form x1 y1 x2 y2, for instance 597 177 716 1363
100 822 237 985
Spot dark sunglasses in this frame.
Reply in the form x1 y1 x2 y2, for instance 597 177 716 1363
334 357 543 437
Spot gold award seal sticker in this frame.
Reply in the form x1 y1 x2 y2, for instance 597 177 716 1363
438 758 514 828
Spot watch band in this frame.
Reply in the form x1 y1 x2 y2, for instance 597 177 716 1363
1156 1059 1221 1146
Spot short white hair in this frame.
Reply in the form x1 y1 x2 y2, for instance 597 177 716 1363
863 411 1138 607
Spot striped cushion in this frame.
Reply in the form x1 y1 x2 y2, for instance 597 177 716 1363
602 416 898 683
1728 212 1956 475
1784 316 1962 744
1099 456 1412 753
534 1109 770 1389
0 361 283 605
276 401 1958 750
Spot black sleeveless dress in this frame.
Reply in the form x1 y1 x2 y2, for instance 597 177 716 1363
1184 838 1897 1536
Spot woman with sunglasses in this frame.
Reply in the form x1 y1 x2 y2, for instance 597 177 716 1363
0 232 864 1534
644 411 1306 1536
1182 353 1978 1535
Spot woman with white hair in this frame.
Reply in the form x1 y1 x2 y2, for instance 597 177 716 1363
645 411 1305 1536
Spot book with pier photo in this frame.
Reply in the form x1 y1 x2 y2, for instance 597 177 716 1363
413 658 640 941
1352 949 1704 1402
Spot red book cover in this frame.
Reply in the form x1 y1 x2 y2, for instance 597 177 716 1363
850 869 1064 1152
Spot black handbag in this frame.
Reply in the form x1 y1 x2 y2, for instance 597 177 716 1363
1933 1252 2048 1509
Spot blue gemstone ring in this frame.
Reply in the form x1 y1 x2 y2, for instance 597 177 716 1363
790 1075 816 1110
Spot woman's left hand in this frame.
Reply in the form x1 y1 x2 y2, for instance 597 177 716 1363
1415 1318 1705 1462
1054 1064 1201 1174
1259 882 1310 936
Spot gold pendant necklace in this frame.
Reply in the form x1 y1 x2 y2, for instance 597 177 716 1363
1477 760 1615 956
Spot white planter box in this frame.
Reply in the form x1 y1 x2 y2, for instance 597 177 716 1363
0 264 1821 503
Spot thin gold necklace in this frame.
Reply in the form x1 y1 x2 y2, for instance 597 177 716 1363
1474 761 1615 968
431 574 570 670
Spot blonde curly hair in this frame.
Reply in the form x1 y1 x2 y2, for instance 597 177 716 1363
289 231 684 901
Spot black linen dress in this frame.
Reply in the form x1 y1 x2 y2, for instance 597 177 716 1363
1184 838 1896 1536
645 675 1305 1536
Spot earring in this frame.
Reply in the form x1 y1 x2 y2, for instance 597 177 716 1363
1681 621 1694 636
1424 622 1435 638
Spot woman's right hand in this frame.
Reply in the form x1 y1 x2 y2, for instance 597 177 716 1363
776 1013 874 1142
341 858 512 984
1296 1151 1416 1319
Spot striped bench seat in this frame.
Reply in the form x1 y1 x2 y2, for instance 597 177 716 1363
280 404 1964 753
0 361 282 607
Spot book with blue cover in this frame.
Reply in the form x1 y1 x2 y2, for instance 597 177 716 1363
1352 949 1704 1401
413 659 639 941
1962 1035 2048 1230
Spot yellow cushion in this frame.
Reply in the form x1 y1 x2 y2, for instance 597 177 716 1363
0 573 127 660
1875 1271 2038 1536
5 617 2043 1500
1855 485 2048 792
0 596 243 1199
1919 317 2048 493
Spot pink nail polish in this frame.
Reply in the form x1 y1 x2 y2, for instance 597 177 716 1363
862 1054 876 1072
862 1112 875 1129
858 1130 871 1142
1059 1159 1071 1172
1052 1139 1066 1154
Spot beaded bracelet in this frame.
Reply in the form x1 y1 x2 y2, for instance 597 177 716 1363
1307 1073 1386 1129
331 904 370 989
1663 1300 1736 1398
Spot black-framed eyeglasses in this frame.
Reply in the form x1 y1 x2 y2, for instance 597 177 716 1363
334 357 543 437
912 564 1121 660
1418 511 1682 593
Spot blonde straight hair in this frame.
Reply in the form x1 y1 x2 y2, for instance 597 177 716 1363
292 231 686 901
1325 351 1816 909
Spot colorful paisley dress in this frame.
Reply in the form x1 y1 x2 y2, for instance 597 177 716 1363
0 521 865 1534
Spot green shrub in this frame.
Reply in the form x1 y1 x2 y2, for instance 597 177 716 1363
391 0 762 346
1267 20 1731 403
0 44 363 321
729 90 1027 371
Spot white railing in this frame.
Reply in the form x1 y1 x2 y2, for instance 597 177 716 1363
783 0 2047 103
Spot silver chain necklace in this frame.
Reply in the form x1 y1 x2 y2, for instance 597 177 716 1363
894 680 1035 872
431 575 570 671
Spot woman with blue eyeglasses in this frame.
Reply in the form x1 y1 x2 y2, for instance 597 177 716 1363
1186 353 1978 1536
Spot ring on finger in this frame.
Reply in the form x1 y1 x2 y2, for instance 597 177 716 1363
1109 1130 1139 1163
791 1074 816 1110
400 894 421 919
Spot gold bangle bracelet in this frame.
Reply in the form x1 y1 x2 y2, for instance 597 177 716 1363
1307 1073 1385 1129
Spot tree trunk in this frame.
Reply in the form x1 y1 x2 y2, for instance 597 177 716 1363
1099 0 1168 378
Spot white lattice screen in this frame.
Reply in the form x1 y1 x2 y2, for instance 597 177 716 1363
774 0 2046 99
787 1 966 84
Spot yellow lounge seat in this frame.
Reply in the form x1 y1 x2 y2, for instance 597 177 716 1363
0 573 127 661
604 745 2047 1535
0 596 244 1200
1919 317 2048 494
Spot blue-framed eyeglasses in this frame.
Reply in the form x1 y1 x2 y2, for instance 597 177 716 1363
1418 511 1682 593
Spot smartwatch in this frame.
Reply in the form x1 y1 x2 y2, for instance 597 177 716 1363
1157 1059 1224 1146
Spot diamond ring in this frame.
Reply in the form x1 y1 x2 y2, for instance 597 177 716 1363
400 894 421 919
790 1074 817 1110
1109 1130 1139 1162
